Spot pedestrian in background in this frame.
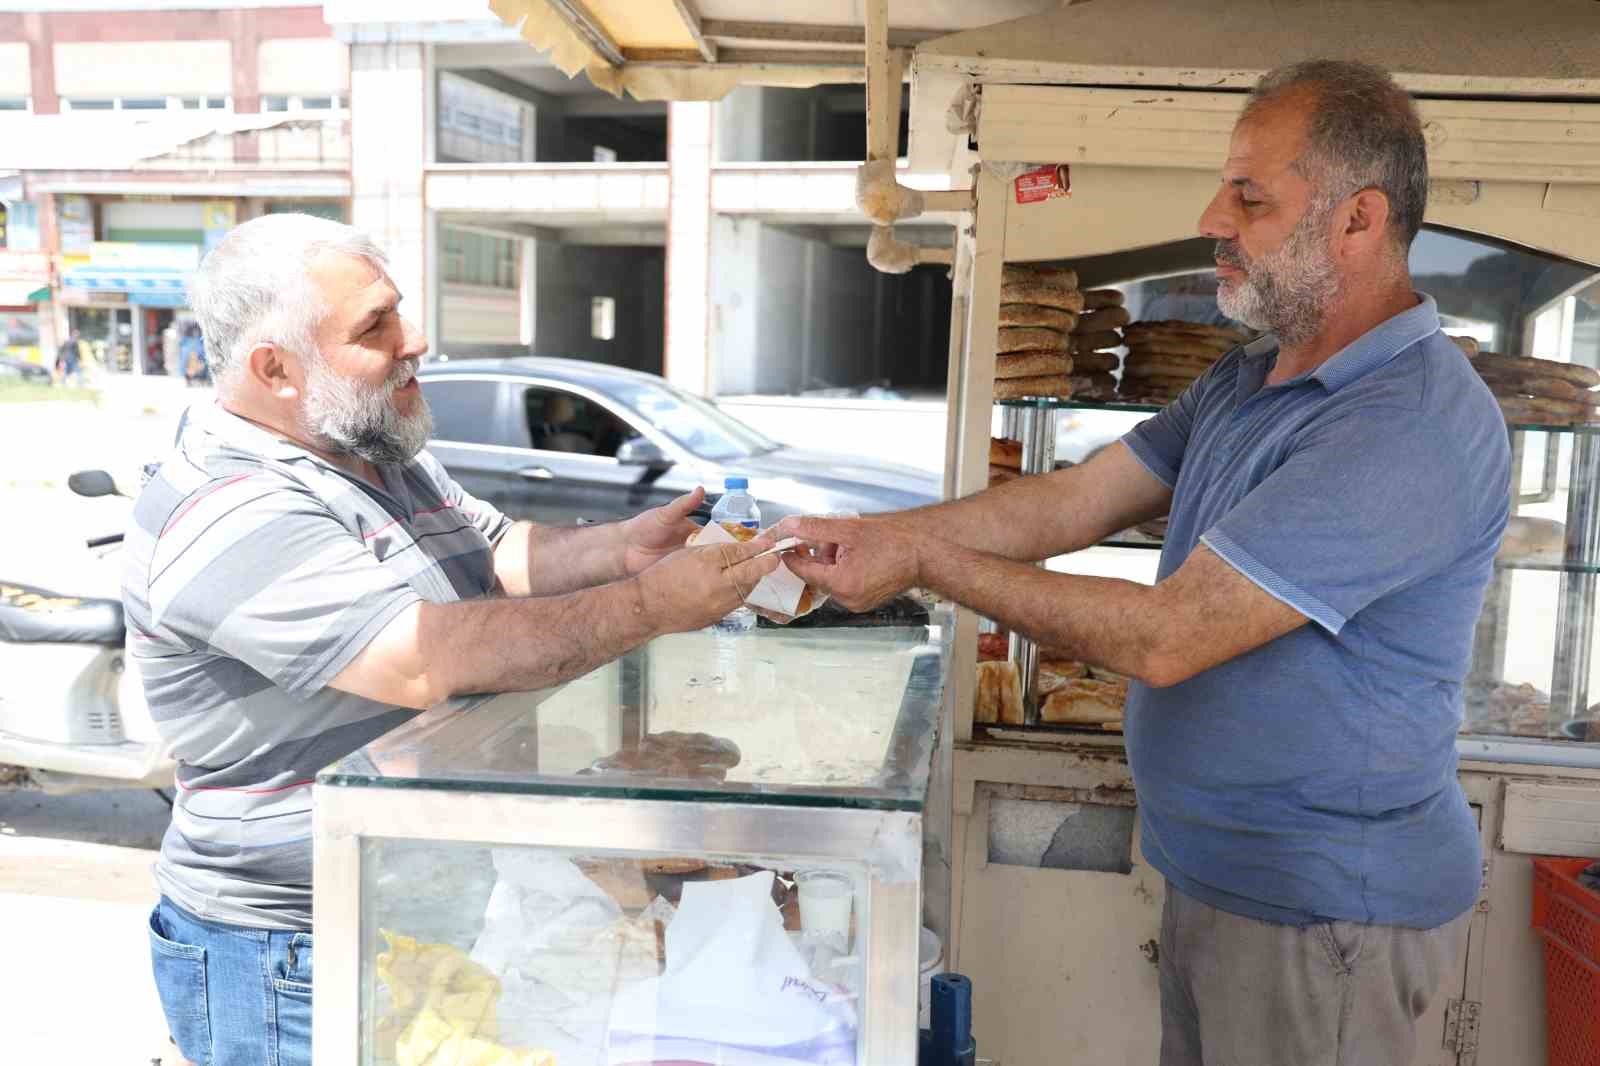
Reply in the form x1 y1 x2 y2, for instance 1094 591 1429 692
54 329 83 387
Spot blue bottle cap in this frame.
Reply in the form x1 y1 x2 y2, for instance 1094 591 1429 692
724 476 749 490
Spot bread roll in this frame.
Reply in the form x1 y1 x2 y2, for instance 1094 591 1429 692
1072 372 1119 400
1123 355 1215 380
1070 351 1120 374
1474 352 1600 389
1003 264 1078 289
975 660 1024 725
1075 306 1132 333
1448 334 1480 356
1037 658 1090 696
997 350 1074 379
1124 320 1252 344
1040 677 1127 725
1124 335 1237 360
1497 516 1566 565
999 326 1067 354
1497 396 1599 426
1476 370 1592 403
1000 282 1085 313
1000 304 1079 331
990 437 1024 469
1083 288 1125 310
1069 330 1125 354
994 374 1074 400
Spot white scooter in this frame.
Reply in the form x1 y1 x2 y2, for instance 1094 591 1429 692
0 470 172 796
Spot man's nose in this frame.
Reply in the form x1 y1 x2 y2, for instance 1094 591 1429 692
1198 187 1236 241
398 317 429 360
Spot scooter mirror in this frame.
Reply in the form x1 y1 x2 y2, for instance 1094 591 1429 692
68 470 123 499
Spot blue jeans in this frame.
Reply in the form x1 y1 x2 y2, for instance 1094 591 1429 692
148 897 313 1066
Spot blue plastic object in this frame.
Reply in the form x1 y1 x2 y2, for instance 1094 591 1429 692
922 972 976 1066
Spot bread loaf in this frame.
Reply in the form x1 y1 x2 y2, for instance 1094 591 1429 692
996 350 1074 379
1124 320 1252 344
1075 306 1131 333
999 326 1067 354
1070 351 1120 374
989 437 1023 469
1124 335 1238 360
1003 264 1078 289
974 660 1024 725
1473 352 1600 390
1039 677 1127 725
1069 330 1125 354
1000 305 1079 331
994 374 1074 400
1000 282 1085 313
1082 288 1125 310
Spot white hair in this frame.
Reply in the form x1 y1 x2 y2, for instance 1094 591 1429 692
188 213 388 392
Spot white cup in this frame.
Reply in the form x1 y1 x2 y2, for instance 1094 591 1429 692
795 869 854 946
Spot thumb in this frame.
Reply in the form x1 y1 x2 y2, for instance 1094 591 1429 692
657 486 705 522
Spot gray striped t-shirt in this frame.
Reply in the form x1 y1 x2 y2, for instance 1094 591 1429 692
123 401 510 929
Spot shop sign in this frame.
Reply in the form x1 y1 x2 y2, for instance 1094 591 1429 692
0 251 50 284
203 201 237 253
86 242 201 271
1014 164 1071 204
58 195 94 253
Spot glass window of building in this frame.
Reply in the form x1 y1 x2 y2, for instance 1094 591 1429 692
0 98 28 112
437 72 534 164
442 228 519 291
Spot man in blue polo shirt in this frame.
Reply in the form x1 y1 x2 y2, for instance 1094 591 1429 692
779 59 1509 1064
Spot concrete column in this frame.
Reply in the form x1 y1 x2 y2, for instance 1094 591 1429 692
664 101 713 396
518 237 536 347
350 42 429 335
22 13 57 115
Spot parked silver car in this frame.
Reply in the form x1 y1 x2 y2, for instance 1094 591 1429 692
418 357 941 526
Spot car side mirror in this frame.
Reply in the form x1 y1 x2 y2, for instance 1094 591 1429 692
68 470 124 498
616 437 671 469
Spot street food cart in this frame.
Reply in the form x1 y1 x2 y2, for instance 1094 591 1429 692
313 2 1600 1063
892 4 1600 1064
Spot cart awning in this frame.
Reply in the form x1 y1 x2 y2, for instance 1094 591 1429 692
486 0 1056 99
61 266 190 306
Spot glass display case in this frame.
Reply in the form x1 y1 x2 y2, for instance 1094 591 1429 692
312 617 949 1066
985 226 1600 760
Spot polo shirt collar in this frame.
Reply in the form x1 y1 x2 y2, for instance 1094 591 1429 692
185 401 306 461
1234 293 1441 401
1311 293 1440 393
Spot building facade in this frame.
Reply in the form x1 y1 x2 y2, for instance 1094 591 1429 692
0 2 350 376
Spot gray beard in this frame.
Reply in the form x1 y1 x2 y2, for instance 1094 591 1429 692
1215 201 1341 349
301 360 432 466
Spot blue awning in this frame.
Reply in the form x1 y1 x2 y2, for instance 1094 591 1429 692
62 266 191 306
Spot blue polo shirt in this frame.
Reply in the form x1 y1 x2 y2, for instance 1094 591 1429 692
1121 294 1509 929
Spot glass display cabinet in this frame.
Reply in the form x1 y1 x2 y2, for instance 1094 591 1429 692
312 617 950 1066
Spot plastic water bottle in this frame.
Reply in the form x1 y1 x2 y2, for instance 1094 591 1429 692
710 476 760 632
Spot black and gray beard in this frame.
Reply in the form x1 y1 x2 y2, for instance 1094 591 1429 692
1215 199 1341 349
301 359 432 466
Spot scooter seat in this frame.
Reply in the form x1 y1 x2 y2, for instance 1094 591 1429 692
0 581 124 646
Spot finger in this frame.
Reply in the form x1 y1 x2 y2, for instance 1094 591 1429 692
783 553 835 588
656 487 705 524
774 516 854 547
726 552 782 597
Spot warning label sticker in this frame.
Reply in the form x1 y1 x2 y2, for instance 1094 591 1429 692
1014 165 1071 204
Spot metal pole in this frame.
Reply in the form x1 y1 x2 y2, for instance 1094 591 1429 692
1551 431 1600 721
1009 401 1057 723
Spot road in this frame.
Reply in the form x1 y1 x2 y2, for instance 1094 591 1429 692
0 384 198 1064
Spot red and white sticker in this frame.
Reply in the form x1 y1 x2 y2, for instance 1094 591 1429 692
1014 164 1071 204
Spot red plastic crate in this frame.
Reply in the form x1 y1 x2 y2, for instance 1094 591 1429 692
1533 857 1600 1066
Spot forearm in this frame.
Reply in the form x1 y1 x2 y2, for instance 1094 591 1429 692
353 579 664 708
899 451 1168 562
496 520 629 597
918 541 1173 684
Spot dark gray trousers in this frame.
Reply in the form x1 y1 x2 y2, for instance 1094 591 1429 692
1159 882 1470 1066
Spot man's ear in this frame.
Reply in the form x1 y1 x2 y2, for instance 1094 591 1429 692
245 342 300 401
1340 187 1392 260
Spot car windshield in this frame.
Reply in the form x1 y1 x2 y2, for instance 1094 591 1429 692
608 379 777 461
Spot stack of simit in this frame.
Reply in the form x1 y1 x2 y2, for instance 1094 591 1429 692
1117 320 1253 403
